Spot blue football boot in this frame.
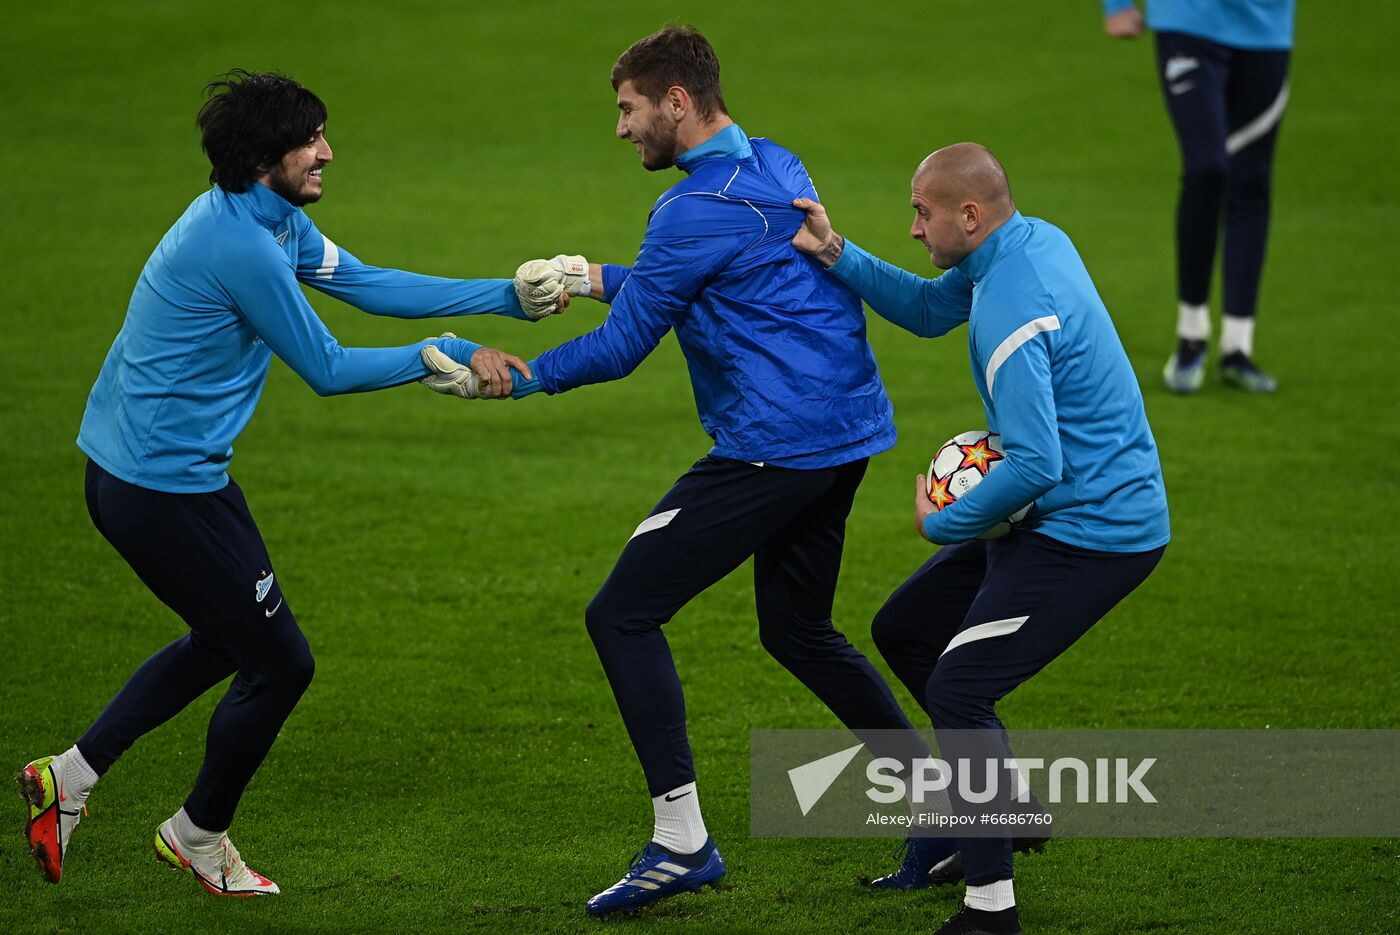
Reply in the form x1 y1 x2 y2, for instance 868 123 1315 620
869 834 957 889
1219 351 1278 393
1163 339 1207 394
585 837 726 918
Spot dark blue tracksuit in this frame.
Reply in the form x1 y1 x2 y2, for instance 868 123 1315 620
522 125 919 797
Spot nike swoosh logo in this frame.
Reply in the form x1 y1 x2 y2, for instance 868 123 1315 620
664 791 693 802
1165 56 1199 82
1169 80 1196 96
265 598 283 617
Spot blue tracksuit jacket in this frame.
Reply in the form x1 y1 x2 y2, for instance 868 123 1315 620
828 213 1170 553
78 181 518 493
529 125 896 468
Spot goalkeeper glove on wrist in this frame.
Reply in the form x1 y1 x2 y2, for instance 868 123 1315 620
514 254 590 320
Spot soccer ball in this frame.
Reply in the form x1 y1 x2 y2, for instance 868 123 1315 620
925 430 1030 539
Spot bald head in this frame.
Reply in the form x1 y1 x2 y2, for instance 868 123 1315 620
908 142 1015 269
913 142 1014 217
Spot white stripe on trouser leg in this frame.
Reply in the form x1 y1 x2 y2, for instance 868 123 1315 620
630 508 680 541
940 616 1029 657
1225 81 1289 156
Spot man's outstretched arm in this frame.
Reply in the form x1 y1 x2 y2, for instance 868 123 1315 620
485 193 751 401
514 256 633 315
227 238 522 397
293 216 558 321
791 197 972 338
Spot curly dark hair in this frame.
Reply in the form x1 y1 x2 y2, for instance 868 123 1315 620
196 70 327 192
611 25 728 121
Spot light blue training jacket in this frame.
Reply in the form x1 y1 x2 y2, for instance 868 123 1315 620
78 181 520 493
828 213 1170 553
1102 0 1294 50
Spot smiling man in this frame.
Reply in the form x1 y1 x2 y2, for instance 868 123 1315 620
16 69 541 897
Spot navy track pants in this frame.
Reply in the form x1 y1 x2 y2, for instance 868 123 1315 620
585 455 919 797
1156 30 1290 319
872 531 1164 885
78 459 313 831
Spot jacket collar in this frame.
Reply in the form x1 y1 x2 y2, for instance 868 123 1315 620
233 181 300 229
676 124 752 173
956 211 1028 284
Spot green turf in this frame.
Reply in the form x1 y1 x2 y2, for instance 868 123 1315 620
2 1 1398 932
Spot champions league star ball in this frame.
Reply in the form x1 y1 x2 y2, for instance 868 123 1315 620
925 430 1030 539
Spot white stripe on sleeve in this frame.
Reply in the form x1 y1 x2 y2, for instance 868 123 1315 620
985 315 1060 398
315 236 341 280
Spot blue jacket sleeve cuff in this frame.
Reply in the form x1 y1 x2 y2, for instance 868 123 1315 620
601 264 630 304
430 336 482 368
922 512 950 545
509 359 545 398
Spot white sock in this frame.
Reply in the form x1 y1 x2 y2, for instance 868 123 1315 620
651 782 708 855
59 745 98 799
1176 301 1211 341
170 807 224 853
965 878 1016 911
1220 314 1255 356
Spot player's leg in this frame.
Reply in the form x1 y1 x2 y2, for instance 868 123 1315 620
1219 46 1291 392
18 462 237 883
33 462 302 893
583 457 823 915
753 459 917 734
926 532 1164 935
869 540 987 714
753 460 968 889
868 541 1059 889
146 478 310 896
1155 31 1231 393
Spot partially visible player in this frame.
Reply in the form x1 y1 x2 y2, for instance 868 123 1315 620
792 144 1170 935
474 25 930 917
16 70 546 896
1104 0 1296 393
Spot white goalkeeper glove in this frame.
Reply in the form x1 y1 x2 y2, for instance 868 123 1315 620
420 343 489 399
514 254 591 320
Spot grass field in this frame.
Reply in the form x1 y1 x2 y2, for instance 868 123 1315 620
2 1 1398 932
